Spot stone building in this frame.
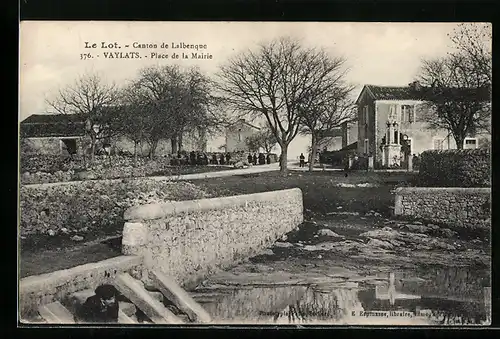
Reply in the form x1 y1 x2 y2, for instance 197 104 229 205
317 121 359 152
225 119 261 153
355 83 490 168
20 114 206 156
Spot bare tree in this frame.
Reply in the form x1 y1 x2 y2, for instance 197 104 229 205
245 128 278 154
132 65 217 157
414 24 491 149
299 81 356 171
46 72 119 161
115 85 154 164
449 23 492 86
216 37 347 172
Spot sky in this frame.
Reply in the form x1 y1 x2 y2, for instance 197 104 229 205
19 21 477 157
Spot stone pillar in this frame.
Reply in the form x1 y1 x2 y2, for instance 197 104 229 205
407 154 413 172
368 156 374 171
388 124 394 144
384 144 402 167
122 222 148 256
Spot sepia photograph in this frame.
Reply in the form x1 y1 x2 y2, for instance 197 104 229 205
18 21 491 326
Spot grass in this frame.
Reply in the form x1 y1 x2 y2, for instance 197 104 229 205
190 170 416 217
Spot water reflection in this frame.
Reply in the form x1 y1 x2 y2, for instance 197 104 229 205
196 266 491 325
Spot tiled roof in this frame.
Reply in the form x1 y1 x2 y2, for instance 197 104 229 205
366 85 422 101
363 84 490 102
20 114 85 138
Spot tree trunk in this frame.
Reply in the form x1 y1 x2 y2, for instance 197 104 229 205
309 136 318 172
454 133 466 149
133 141 138 166
279 145 288 172
171 137 178 154
178 133 184 152
90 134 96 162
149 140 158 160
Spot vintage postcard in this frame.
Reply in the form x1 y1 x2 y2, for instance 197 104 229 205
18 21 491 326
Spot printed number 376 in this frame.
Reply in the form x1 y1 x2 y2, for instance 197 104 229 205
80 53 92 60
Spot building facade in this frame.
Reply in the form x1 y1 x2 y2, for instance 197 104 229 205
356 84 490 168
20 114 207 157
225 119 261 153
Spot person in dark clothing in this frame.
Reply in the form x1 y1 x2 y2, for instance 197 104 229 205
77 284 119 323
203 153 209 165
252 153 257 165
266 154 271 164
258 153 265 165
299 153 305 168
190 151 196 166
247 153 253 164
225 153 231 165
196 152 203 165
211 153 218 165
219 153 225 165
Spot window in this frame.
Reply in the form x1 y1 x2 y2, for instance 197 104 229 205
60 138 78 155
238 128 242 142
401 105 415 123
363 138 369 154
364 106 369 124
433 138 444 150
464 138 478 149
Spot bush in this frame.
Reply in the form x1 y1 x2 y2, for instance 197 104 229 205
417 148 491 187
19 180 210 237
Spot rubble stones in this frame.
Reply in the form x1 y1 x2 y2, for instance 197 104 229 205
317 229 344 238
274 241 293 248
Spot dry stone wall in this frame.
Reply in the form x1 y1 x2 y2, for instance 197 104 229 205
122 188 304 288
394 187 491 229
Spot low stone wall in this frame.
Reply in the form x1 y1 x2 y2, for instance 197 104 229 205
394 187 491 229
122 188 304 288
19 255 143 316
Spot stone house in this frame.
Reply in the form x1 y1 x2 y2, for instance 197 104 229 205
355 84 490 168
317 120 359 152
20 114 207 157
225 119 261 152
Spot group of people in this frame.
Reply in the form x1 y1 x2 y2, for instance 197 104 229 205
247 153 271 165
170 151 233 166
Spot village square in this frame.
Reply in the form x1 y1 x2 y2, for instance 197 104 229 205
18 22 491 325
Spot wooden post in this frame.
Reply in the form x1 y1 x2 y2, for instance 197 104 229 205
114 273 183 324
38 301 76 324
150 271 212 323
407 154 413 172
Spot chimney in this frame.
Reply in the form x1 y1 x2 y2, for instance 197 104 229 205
409 81 422 91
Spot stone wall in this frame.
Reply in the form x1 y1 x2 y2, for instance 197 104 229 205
19 255 143 316
394 187 491 229
122 188 304 288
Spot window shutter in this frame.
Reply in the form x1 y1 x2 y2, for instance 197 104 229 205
409 106 414 123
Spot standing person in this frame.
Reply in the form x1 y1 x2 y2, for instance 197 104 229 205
77 284 119 323
247 153 253 165
190 150 196 166
258 153 265 165
225 152 231 165
212 153 218 165
266 153 271 164
219 153 225 165
299 153 305 168
203 153 209 165
252 153 257 165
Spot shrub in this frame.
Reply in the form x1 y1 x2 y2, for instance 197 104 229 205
19 180 210 237
417 148 491 187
